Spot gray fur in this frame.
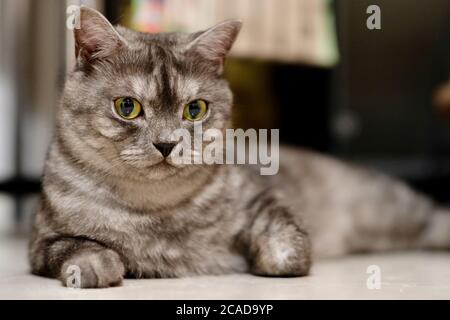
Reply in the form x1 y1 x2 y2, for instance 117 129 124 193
29 7 450 288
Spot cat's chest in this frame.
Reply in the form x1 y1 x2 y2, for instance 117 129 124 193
91 200 248 277
115 213 247 277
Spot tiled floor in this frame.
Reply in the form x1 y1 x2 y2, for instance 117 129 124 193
1 236 450 299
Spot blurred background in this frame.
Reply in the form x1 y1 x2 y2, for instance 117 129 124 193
1 0 450 235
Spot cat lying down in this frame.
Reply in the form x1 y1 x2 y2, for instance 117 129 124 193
29 7 450 288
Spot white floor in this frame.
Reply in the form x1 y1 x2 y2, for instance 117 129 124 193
1 236 450 300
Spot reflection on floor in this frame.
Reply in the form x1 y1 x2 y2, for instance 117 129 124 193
1 236 450 299
0 195 15 234
0 193 38 235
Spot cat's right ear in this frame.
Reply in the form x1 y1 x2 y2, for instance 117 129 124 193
74 6 127 64
186 20 242 75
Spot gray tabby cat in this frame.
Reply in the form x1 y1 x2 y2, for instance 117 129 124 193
29 7 450 288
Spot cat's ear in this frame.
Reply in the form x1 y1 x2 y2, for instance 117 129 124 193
74 6 127 63
186 20 242 75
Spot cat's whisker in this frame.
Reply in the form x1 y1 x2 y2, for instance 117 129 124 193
120 149 146 156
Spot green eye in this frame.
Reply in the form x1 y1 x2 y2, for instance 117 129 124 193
183 99 208 121
114 97 142 120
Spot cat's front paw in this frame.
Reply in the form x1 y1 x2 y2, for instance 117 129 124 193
251 232 311 277
248 208 312 277
60 249 125 288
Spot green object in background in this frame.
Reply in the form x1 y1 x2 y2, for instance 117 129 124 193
130 0 164 33
317 0 339 67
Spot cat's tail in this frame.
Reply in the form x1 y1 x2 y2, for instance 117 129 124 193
419 207 450 250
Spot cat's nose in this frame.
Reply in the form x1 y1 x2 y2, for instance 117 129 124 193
153 142 176 158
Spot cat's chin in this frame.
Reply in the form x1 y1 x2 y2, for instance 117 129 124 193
123 158 171 170
126 160 192 181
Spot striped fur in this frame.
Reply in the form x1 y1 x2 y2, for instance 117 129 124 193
29 7 450 288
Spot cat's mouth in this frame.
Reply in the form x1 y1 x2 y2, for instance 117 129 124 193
124 157 184 171
120 147 193 171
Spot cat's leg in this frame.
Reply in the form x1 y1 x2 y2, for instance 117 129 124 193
243 195 312 276
336 174 450 255
346 204 450 255
30 236 125 288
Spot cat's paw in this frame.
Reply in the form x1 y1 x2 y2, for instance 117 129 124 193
251 234 311 277
60 249 125 288
249 214 312 277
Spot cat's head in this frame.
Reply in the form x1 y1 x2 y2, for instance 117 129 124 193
59 7 241 180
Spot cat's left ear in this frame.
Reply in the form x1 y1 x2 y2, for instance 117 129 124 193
186 20 242 75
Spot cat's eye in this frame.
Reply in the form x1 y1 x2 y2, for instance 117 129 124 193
183 99 208 121
114 97 142 120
